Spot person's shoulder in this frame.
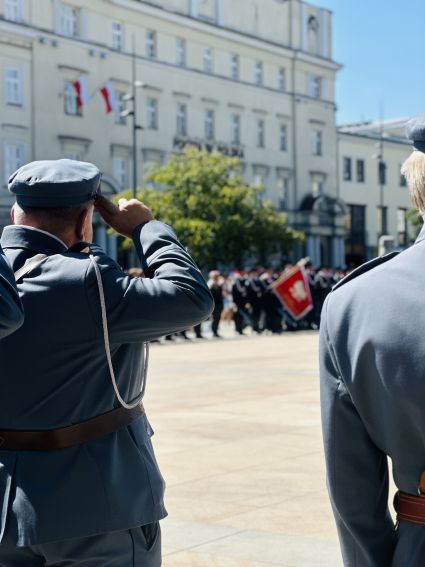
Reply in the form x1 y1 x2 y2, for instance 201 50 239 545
331 251 400 294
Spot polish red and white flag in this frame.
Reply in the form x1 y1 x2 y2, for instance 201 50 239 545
73 75 90 108
270 266 313 320
100 82 118 114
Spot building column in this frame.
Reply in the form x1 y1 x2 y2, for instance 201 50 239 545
107 234 118 262
307 236 321 266
332 237 345 268
94 224 107 251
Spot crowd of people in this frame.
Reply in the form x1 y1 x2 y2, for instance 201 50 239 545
159 263 352 340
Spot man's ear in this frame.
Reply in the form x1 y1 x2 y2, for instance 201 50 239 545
10 204 15 223
75 208 89 241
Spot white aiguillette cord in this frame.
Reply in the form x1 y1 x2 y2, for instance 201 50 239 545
14 250 149 409
89 253 149 409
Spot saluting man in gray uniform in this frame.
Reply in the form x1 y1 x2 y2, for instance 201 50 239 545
0 246 23 339
320 115 425 567
0 159 213 566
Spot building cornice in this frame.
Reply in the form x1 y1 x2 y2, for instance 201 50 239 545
111 0 341 71
338 131 411 147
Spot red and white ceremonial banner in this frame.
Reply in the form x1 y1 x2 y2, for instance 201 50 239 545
270 266 313 320
73 75 90 108
100 82 117 114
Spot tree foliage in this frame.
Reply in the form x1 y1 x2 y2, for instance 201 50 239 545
406 208 423 240
116 148 304 268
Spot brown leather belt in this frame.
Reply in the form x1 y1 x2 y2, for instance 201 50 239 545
394 491 425 525
0 404 144 451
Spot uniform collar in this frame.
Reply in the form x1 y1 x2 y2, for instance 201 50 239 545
0 225 68 255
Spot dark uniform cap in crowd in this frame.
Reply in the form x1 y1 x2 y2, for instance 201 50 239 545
406 115 425 153
8 159 101 208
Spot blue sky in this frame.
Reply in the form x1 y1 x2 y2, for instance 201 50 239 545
310 0 425 125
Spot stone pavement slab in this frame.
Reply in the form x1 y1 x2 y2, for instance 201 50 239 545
144 331 342 566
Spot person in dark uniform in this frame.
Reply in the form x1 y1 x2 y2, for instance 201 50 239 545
231 270 250 335
320 116 425 567
0 245 23 339
0 159 213 566
208 270 224 337
246 268 264 333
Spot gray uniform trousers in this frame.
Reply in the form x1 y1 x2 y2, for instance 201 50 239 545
320 225 425 566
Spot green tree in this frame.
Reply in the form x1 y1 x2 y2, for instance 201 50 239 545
406 208 423 240
115 148 303 268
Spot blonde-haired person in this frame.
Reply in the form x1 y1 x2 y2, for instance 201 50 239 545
320 115 425 567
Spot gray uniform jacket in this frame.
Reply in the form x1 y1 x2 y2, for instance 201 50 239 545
0 246 23 338
320 225 425 567
0 221 213 547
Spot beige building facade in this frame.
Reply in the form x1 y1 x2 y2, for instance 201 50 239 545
338 119 413 266
0 0 345 265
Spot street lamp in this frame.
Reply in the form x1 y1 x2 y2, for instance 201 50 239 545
121 36 145 199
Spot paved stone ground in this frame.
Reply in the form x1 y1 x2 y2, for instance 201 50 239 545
144 325 342 566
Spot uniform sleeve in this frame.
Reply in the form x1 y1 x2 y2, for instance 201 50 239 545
319 296 396 567
0 246 24 340
93 220 214 343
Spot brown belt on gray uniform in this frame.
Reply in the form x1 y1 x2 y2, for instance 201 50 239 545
394 472 425 526
0 404 144 451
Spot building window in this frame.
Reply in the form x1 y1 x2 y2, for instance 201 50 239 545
146 30 157 59
254 62 263 86
176 103 187 136
399 165 407 187
278 68 286 91
203 48 213 73
114 93 126 125
230 54 239 80
231 114 241 145
311 131 322 156
277 175 289 210
5 0 23 22
112 22 123 51
64 81 81 116
204 109 215 140
308 74 322 99
5 67 23 106
377 206 388 235
378 160 387 185
397 207 407 246
4 142 25 184
311 173 325 195
279 125 287 151
59 3 79 37
343 157 352 181
112 156 128 188
146 98 158 130
356 159 365 183
256 119 265 148
176 38 186 66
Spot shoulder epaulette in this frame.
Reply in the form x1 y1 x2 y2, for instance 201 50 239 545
332 251 399 292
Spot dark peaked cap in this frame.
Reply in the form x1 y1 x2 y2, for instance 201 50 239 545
8 159 101 208
406 115 425 153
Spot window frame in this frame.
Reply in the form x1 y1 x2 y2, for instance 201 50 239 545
343 157 352 181
204 109 215 141
256 118 265 148
230 54 239 81
112 22 123 51
63 80 81 116
146 97 158 130
279 124 287 152
146 30 157 59
4 141 25 184
60 3 79 37
203 48 213 74
5 0 23 22
254 61 263 86
176 102 187 136
5 66 23 107
176 38 186 67
231 114 241 145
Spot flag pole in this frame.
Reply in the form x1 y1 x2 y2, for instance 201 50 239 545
132 34 138 200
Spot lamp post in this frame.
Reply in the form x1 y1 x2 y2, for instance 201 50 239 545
121 35 144 199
